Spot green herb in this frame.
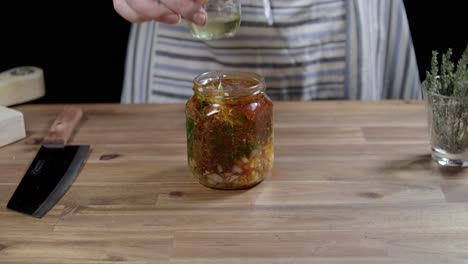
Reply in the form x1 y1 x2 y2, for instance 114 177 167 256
424 45 468 153
208 121 234 153
186 116 195 157
426 45 468 96
199 99 209 109
236 113 247 123
234 142 257 159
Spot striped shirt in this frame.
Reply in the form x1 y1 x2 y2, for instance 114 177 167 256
121 0 421 103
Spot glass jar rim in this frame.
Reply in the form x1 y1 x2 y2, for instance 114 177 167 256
193 70 266 99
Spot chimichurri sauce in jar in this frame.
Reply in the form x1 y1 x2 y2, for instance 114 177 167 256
186 71 274 189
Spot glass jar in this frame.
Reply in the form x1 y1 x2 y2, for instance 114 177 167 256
186 71 274 189
422 81 468 167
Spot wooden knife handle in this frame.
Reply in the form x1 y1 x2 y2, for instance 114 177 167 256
42 106 83 147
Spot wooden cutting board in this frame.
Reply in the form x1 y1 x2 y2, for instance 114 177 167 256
0 106 26 147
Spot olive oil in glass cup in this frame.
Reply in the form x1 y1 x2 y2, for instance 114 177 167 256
187 0 241 40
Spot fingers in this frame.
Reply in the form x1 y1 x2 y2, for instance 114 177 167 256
113 0 149 23
160 0 207 25
194 0 209 5
113 0 206 25
159 13 182 25
127 0 182 24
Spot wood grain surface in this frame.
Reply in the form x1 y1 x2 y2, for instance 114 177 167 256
1 101 468 264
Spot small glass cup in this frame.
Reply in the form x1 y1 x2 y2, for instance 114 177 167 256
422 81 468 167
187 0 241 40
185 70 274 189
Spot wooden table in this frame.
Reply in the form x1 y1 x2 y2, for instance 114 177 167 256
1 101 468 264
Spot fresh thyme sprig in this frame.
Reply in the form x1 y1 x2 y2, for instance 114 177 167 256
424 45 468 153
425 45 468 96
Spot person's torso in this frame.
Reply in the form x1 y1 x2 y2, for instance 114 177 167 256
147 0 347 103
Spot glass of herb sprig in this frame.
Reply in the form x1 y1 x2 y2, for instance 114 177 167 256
422 45 468 167
186 70 274 189
187 0 241 40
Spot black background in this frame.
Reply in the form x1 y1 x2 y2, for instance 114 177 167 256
0 1 131 104
404 1 467 80
0 1 466 103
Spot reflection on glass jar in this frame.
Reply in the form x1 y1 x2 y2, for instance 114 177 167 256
186 71 274 189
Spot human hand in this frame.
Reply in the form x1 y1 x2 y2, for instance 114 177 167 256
113 0 208 25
